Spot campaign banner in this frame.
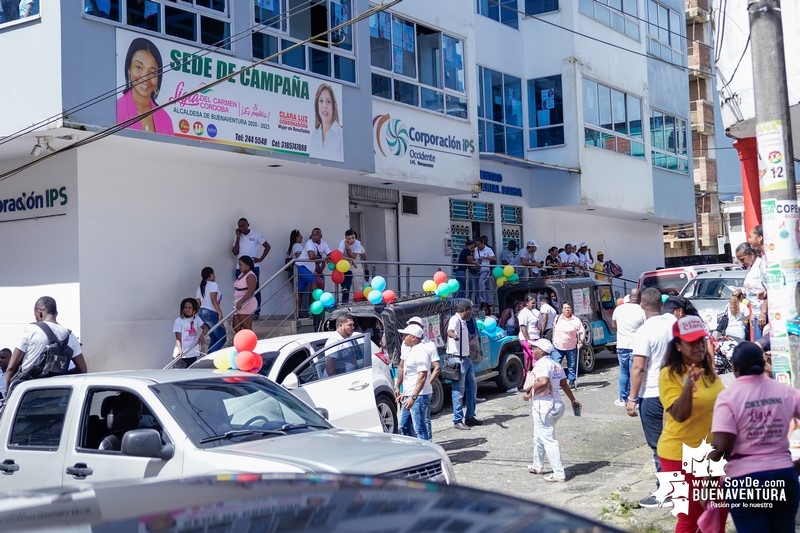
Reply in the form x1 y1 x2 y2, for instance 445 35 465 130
115 29 344 162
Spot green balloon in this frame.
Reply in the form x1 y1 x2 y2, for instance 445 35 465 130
509 273 519 282
492 266 504 278
327 262 336 271
310 301 325 315
312 288 324 301
476 320 485 331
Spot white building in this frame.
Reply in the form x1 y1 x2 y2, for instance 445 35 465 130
0 1 694 370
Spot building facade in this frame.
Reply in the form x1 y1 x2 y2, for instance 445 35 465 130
0 0 694 369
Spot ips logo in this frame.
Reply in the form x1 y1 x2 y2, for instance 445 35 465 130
373 114 409 157
193 121 205 136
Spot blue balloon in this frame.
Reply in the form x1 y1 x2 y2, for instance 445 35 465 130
447 278 460 293
368 289 383 304
228 351 238 370
371 276 387 292
320 292 335 308
484 317 497 330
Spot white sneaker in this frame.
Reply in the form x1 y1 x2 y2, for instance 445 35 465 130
614 399 626 407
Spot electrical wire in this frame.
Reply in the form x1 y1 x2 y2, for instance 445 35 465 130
0 0 404 183
0 0 323 147
719 34 750 91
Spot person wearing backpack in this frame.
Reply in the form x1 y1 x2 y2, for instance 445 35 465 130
4 296 87 399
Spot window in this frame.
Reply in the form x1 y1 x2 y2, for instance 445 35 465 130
646 0 683 64
524 0 558 15
478 66 523 157
729 212 743 232
583 79 644 158
370 13 467 118
501 205 522 252
528 75 564 148
401 195 419 215
83 1 232 50
2 0 39 24
252 0 356 83
650 109 688 173
10 388 71 449
476 0 518 28
294 334 370 384
78 389 166 451
578 0 639 40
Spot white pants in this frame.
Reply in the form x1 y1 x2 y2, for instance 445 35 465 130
532 400 565 478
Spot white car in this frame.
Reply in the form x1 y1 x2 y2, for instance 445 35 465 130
192 331 398 434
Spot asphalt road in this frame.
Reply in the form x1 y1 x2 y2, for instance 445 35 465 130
429 351 695 532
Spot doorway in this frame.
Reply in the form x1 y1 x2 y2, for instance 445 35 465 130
348 185 400 290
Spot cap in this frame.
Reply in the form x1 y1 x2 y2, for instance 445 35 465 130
398 324 424 338
407 316 424 327
597 250 605 256
465 239 475 246
580 242 588 248
731 342 766 375
672 315 708 342
531 338 555 354
526 240 537 247
570 241 579 248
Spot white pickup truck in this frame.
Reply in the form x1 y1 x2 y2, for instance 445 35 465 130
0 370 454 491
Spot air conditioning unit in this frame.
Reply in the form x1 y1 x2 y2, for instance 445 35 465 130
686 6 710 23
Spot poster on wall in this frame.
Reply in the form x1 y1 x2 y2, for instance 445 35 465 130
115 29 344 161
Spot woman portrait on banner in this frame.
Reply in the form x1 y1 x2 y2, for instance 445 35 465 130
308 83 343 161
117 37 174 135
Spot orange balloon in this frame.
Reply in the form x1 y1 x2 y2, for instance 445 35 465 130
433 271 448 285
233 329 258 352
235 350 256 372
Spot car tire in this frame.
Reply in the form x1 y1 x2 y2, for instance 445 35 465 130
495 353 524 391
579 343 595 373
375 393 398 434
430 377 444 415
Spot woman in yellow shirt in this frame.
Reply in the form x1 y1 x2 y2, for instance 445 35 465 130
657 315 725 533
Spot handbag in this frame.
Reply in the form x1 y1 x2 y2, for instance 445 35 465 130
715 307 729 334
441 358 462 381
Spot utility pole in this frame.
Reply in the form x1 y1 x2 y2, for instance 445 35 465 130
748 0 800 385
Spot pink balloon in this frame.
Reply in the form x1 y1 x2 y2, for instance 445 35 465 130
233 329 258 352
235 350 256 372
382 290 396 304
433 271 448 285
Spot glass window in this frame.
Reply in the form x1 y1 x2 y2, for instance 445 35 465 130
443 35 465 92
329 0 353 52
10 388 71 449
256 0 283 30
201 14 230 48
394 79 419 107
524 0 558 15
478 66 526 156
528 75 564 149
417 26 442 89
84 0 121 22
646 0 683 64
334 55 356 83
504 75 522 127
165 6 196 42
421 88 444 113
598 84 612 130
372 73 392 99
611 89 626 134
650 109 689 173
369 11 392 70
477 0 519 28
579 0 639 39
252 32 280 62
583 80 598 126
281 39 306 70
310 48 331 77
628 96 642 139
446 95 468 119
583 78 646 160
392 17 416 78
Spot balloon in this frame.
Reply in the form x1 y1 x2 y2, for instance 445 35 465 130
331 270 345 284
616 298 625 306
496 276 507 287
503 265 514 277
336 259 351 273
329 249 343 263
213 352 231 370
484 317 497 330
447 278 460 293
382 289 396 304
436 282 450 296
235 350 256 372
508 273 519 282
661 294 668 303
310 300 325 315
233 329 258 353
327 261 336 271
354 290 365 302
228 351 238 371
422 279 437 293
476 320 485 331
320 292 335 308
368 289 383 304
433 271 448 284
312 288 324 301
492 266 504 278
363 286 373 298
371 276 387 292
249 353 263 373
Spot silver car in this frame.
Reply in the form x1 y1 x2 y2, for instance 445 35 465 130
679 270 748 331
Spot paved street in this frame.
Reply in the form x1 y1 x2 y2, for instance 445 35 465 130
430 352 683 532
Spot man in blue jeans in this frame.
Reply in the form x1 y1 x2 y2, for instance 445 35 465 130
611 288 645 407
395 324 431 440
447 300 480 430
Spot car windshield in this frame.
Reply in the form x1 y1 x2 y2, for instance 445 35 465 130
149 377 331 448
641 272 689 293
680 276 745 300
191 351 279 376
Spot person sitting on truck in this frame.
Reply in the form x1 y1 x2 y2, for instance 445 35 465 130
500 301 523 336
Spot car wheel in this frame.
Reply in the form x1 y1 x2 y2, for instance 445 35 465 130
430 378 444 415
495 353 524 390
376 393 398 434
579 343 595 373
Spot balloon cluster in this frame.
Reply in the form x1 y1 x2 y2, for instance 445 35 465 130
492 265 519 287
422 271 460 298
213 329 263 372
310 288 336 315
355 276 395 305
475 316 506 340
325 250 351 285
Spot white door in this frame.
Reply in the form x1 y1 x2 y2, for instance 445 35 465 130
289 334 382 432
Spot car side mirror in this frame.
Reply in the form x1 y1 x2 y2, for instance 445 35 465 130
315 407 329 420
282 373 299 390
121 429 174 460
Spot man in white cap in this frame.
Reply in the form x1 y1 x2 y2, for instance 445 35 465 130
395 323 432 441
405 316 440 439
519 240 542 278
576 243 594 272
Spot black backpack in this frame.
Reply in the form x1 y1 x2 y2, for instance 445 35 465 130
33 322 73 377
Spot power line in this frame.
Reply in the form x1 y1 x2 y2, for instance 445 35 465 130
0 0 404 183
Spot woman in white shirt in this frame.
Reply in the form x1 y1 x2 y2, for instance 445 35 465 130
551 302 586 389
196 267 225 352
724 289 747 339
517 294 541 371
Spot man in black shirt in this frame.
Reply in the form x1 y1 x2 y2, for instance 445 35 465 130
454 240 476 299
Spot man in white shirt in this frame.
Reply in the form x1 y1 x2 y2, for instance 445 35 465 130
447 300 479 430
297 227 331 317
575 242 594 272
474 238 496 310
338 229 364 303
232 217 271 319
406 316 441 438
323 313 360 375
519 240 542 278
395 324 432 441
558 243 579 272
0 348 10 400
538 294 557 339
611 289 645 407
499 240 520 267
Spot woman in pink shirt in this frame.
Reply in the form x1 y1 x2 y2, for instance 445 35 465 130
710 342 800 532
551 303 585 390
